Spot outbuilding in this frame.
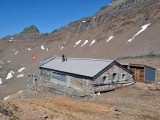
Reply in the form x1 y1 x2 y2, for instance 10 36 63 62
122 64 155 83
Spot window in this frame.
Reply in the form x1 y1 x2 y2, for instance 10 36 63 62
112 73 117 80
52 71 67 82
122 74 126 80
102 75 108 84
103 76 107 81
121 73 129 81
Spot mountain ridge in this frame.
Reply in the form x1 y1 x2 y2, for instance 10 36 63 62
0 0 159 59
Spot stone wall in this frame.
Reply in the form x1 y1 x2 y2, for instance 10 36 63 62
35 76 91 96
39 65 133 95
94 64 133 85
69 77 94 93
40 69 94 93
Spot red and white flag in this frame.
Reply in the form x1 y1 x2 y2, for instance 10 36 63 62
32 56 36 61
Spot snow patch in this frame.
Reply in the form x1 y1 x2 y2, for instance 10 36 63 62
4 95 10 100
28 48 31 51
15 51 19 54
9 37 16 41
17 91 23 93
60 47 64 50
6 71 14 80
81 40 89 47
41 45 45 50
0 78 2 85
18 67 26 72
73 40 81 47
17 74 24 78
97 92 101 96
46 48 48 51
89 39 96 46
127 23 151 43
106 36 114 42
7 61 11 63
82 21 86 23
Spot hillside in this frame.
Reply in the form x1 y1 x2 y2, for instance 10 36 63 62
0 0 160 119
1 0 160 58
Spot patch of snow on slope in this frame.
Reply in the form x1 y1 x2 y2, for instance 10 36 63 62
7 61 11 63
15 51 19 54
127 23 150 43
46 48 48 51
4 95 10 100
9 37 14 41
106 36 114 42
17 91 23 93
89 39 96 46
41 45 45 50
81 40 89 47
60 47 64 50
82 21 86 23
18 67 26 72
28 48 31 50
9 37 16 41
0 78 2 85
6 71 14 80
17 74 24 78
73 40 81 47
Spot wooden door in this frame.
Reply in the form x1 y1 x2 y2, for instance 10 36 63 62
131 68 144 82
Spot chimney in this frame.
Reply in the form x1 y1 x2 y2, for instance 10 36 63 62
62 54 65 62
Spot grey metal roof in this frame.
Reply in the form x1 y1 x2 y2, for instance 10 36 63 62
40 57 114 78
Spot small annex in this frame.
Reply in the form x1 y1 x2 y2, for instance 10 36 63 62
39 56 133 94
123 64 155 83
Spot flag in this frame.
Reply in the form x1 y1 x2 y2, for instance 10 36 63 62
32 56 36 61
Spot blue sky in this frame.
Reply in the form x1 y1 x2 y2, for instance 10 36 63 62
0 0 111 38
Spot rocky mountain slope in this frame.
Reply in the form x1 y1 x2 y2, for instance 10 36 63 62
0 1 160 119
1 0 160 58
0 0 160 100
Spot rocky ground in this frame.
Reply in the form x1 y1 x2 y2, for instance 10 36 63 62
0 82 160 120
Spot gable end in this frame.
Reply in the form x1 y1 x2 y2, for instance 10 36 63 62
93 61 133 80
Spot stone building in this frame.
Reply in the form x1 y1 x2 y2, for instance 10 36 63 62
39 56 133 94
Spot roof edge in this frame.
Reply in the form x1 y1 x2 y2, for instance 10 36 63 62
39 67 93 80
129 64 155 70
